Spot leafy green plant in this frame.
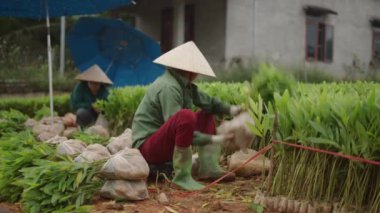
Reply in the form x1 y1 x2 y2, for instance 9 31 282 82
16 158 104 213
96 86 146 135
0 131 54 202
0 109 28 135
266 81 380 211
72 132 109 146
34 105 58 120
252 63 296 104
0 94 70 117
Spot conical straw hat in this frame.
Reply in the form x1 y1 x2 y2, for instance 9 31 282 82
75 64 113 85
153 41 216 77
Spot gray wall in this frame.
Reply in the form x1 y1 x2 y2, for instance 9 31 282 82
131 0 227 69
225 0 256 66
252 0 380 76
129 0 380 76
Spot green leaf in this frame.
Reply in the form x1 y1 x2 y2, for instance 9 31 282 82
248 203 264 213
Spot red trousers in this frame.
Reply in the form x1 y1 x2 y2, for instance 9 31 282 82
139 109 216 164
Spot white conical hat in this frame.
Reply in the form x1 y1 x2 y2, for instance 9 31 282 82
75 64 113 85
153 41 216 77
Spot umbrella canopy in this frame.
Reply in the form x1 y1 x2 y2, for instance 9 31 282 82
0 0 133 118
0 0 133 18
68 17 164 87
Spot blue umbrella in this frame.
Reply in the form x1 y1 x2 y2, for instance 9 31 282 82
67 17 164 87
0 0 133 117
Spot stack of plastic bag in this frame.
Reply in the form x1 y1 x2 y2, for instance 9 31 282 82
99 148 150 201
107 128 133 154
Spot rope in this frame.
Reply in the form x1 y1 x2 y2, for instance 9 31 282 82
272 139 380 166
173 136 380 200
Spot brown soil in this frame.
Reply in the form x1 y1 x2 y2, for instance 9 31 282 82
0 203 21 213
92 176 278 213
0 177 277 213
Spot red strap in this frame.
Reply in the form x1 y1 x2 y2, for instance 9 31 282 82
272 140 380 166
178 139 380 199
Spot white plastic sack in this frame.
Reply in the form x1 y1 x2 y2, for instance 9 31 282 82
56 139 87 156
33 123 65 138
85 125 110 138
24 118 38 128
37 131 58 142
95 113 109 130
62 127 79 138
74 144 111 163
217 112 255 152
45 135 68 144
106 128 133 154
100 148 149 180
191 153 199 176
40 116 64 125
228 149 271 177
100 180 149 201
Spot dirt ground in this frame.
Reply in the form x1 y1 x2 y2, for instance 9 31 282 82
0 176 276 213
92 176 273 213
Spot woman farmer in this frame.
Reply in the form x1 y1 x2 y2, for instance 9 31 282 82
132 41 242 191
70 64 113 128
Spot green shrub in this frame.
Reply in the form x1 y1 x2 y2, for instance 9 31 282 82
293 68 337 83
252 63 296 104
0 109 28 135
96 86 146 135
0 94 70 117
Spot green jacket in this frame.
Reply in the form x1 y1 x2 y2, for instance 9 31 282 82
132 70 231 148
70 82 109 112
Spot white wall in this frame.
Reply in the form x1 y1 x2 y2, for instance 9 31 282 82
129 0 380 76
252 0 380 76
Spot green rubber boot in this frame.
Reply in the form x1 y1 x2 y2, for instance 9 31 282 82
172 146 204 191
197 143 235 181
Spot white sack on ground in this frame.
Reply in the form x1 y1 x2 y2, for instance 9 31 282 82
33 122 65 136
74 144 111 163
24 118 38 128
191 153 199 176
40 116 64 125
100 148 149 180
107 128 133 154
85 125 110 138
217 112 255 152
45 135 68 144
100 180 149 201
33 123 65 140
56 139 87 156
95 113 109 130
62 127 79 138
37 132 58 142
228 149 271 177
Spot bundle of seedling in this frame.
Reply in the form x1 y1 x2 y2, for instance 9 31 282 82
0 109 28 136
15 158 104 213
250 82 380 212
0 107 109 212
0 131 54 202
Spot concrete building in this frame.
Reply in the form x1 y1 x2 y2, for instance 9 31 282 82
127 0 380 77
